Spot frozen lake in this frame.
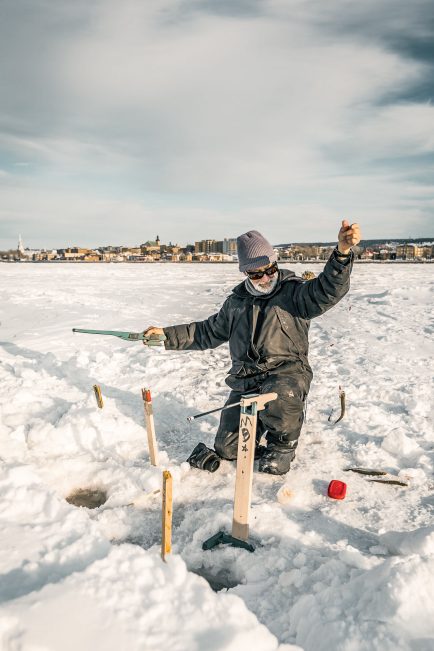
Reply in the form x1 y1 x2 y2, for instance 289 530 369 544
1 261 433 650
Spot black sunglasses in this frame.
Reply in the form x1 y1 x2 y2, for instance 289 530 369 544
246 262 278 280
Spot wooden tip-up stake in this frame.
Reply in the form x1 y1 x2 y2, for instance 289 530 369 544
232 392 277 542
93 385 104 409
141 388 159 466
161 470 173 561
202 391 277 553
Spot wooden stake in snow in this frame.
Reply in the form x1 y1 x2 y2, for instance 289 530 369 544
161 470 173 561
232 392 277 541
141 388 159 466
93 384 104 409
202 391 277 552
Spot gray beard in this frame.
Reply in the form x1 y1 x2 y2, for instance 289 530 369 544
245 274 278 296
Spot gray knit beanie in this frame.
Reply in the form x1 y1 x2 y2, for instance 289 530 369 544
237 230 277 272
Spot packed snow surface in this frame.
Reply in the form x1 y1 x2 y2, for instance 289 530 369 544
0 261 433 651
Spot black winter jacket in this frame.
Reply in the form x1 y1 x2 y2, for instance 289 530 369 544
163 250 353 388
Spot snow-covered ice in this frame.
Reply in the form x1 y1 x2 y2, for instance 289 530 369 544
0 261 433 650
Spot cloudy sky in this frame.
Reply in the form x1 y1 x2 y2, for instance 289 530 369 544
1 0 433 249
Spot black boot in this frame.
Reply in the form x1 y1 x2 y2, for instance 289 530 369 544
187 442 221 473
258 444 296 475
255 445 267 460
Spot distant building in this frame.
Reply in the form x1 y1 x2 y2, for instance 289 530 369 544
195 239 224 254
422 245 433 259
223 238 237 255
62 247 91 259
141 235 161 251
33 250 57 261
275 244 320 261
396 244 424 259
193 252 232 262
83 252 101 262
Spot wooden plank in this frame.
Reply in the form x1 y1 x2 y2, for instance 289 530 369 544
141 388 159 466
231 392 277 542
161 470 173 561
232 402 257 541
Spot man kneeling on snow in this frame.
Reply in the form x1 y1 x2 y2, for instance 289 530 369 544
144 220 361 475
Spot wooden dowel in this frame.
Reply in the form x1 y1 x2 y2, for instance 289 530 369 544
161 470 173 561
141 388 159 466
93 384 104 409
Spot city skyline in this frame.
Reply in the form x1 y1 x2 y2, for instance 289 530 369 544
1 1 434 249
9 232 434 255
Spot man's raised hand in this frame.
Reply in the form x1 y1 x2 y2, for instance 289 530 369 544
338 220 361 255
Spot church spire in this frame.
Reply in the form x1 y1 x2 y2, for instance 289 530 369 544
18 234 25 255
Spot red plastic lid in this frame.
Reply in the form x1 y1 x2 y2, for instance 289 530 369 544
328 480 347 500
143 388 152 402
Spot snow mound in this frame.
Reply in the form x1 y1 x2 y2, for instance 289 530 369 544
0 545 295 651
380 525 434 557
382 431 421 457
289 555 434 651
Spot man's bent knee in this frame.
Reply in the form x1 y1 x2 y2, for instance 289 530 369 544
214 434 238 460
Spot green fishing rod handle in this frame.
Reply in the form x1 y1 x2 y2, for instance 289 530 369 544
73 328 166 344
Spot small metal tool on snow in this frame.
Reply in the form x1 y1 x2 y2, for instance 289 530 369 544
328 386 346 424
187 394 257 422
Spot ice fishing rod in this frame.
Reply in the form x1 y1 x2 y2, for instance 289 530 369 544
187 393 258 421
72 328 166 345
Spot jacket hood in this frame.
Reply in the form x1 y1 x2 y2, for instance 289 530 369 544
232 268 298 299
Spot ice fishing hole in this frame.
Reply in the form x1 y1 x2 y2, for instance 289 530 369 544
65 487 108 509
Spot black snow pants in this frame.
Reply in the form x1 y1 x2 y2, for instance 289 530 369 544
214 371 309 462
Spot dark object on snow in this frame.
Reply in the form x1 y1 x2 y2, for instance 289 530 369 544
258 444 296 475
192 566 240 591
344 467 408 486
328 386 346 424
328 480 347 500
345 467 388 476
187 442 221 473
202 530 254 553
369 479 408 487
65 487 108 509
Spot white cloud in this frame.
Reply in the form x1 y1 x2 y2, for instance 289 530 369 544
339 103 434 160
0 0 433 246
53 5 426 190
